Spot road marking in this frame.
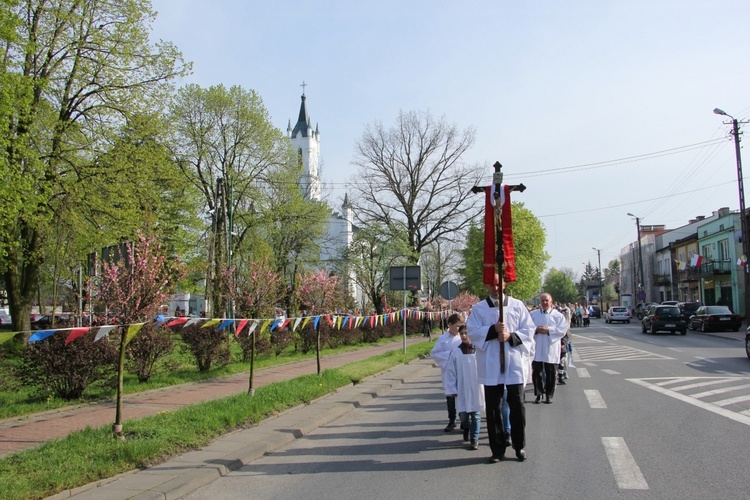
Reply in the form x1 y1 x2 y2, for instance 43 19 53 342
602 437 649 490
585 389 606 408
575 345 673 362
629 378 750 426
666 378 737 391
714 394 750 406
601 369 620 375
577 368 591 378
690 383 750 399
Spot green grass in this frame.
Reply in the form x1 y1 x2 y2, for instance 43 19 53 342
0 334 422 419
0 341 433 500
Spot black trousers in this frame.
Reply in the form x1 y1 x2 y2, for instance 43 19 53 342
446 395 456 423
532 361 558 397
484 384 525 457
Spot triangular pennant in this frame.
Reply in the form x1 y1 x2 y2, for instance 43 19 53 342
269 318 281 332
28 330 57 342
280 318 292 330
301 316 311 330
260 319 270 332
64 327 90 346
94 325 116 341
313 315 320 329
217 319 234 332
247 320 259 335
0 332 19 345
183 318 202 328
166 317 189 328
235 319 249 336
293 317 302 331
124 323 145 346
202 319 221 328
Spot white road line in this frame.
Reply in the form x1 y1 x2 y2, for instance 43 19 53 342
629 379 750 426
692 357 717 364
585 389 606 408
669 378 739 392
714 394 750 407
690 383 750 399
601 437 649 490
601 369 620 375
742 409 750 416
577 368 591 378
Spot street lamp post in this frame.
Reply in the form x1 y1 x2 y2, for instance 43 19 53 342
714 108 750 322
627 213 645 305
593 247 602 309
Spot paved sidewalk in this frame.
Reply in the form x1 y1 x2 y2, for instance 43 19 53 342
48 357 437 500
0 336 428 459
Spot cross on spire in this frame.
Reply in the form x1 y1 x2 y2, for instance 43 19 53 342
300 80 307 96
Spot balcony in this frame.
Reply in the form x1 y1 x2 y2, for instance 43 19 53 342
653 274 671 286
700 260 732 276
677 268 701 282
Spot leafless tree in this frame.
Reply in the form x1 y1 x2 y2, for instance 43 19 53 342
350 110 484 262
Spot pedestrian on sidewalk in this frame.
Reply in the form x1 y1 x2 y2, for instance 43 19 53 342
431 313 463 432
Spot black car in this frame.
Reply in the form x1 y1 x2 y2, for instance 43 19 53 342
641 305 686 335
687 305 742 332
30 314 70 330
589 306 601 319
678 301 702 322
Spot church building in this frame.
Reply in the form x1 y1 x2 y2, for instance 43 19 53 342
287 91 363 306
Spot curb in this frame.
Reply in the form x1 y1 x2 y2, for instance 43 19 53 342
49 358 436 500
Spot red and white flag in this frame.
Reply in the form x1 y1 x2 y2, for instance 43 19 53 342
690 254 703 267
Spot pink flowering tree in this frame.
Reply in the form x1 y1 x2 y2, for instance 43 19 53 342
94 233 184 437
450 292 480 315
295 271 348 374
230 259 285 394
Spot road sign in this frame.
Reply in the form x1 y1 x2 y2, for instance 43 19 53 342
389 266 421 291
637 291 646 300
439 281 459 300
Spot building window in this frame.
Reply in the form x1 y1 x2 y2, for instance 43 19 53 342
718 239 729 261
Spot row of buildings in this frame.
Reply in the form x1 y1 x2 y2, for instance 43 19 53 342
619 207 748 316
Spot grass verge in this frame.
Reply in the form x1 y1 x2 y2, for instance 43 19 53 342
0 341 433 500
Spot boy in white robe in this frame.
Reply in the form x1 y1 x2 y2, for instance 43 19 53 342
445 325 484 450
430 313 463 431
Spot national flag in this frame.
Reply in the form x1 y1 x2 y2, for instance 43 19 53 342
690 254 703 267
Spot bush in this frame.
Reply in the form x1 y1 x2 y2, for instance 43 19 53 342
126 323 175 382
179 324 231 372
234 330 272 362
270 327 295 356
16 331 118 400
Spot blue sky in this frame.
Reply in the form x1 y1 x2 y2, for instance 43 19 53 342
150 0 750 277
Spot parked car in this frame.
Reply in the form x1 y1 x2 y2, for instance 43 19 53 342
746 326 750 359
634 302 657 320
30 314 71 330
605 306 631 324
687 305 742 332
0 310 11 326
589 306 601 319
678 301 702 322
641 304 686 335
661 300 680 306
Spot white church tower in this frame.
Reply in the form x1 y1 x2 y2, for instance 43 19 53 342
286 88 363 307
287 90 321 201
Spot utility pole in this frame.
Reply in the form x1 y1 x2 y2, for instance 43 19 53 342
714 108 750 321
627 213 645 304
593 247 602 308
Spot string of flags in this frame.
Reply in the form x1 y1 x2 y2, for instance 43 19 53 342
0 309 452 347
675 254 747 269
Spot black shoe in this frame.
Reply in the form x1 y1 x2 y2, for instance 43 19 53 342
545 396 553 404
488 454 504 463
534 394 542 404
463 428 470 441
444 422 456 432
504 433 511 447
470 439 479 450
516 449 527 461
558 379 567 385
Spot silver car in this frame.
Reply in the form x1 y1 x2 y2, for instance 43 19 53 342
605 306 631 324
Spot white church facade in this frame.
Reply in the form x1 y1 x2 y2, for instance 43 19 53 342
287 92 364 307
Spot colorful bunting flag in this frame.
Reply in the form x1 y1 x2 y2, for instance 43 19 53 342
235 319 249 336
64 327 90 346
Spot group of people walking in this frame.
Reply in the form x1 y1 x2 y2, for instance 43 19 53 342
431 274 572 464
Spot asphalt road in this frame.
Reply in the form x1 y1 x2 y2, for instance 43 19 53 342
184 320 750 500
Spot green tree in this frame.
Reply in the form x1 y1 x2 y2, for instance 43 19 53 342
543 267 579 305
342 223 414 313
458 224 485 298
0 0 189 332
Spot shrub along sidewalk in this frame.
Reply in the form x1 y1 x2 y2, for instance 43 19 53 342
0 339 433 500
